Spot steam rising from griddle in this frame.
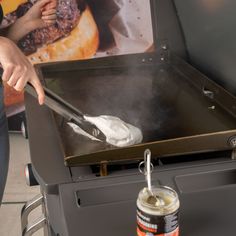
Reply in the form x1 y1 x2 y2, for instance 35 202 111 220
54 66 171 144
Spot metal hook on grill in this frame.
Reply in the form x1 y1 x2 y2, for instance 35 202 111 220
139 149 154 193
139 149 164 206
138 149 154 176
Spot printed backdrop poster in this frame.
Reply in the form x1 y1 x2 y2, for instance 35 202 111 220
0 0 154 116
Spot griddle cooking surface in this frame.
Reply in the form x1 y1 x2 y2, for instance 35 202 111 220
41 61 236 163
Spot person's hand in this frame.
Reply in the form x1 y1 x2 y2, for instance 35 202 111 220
24 0 57 29
6 0 58 43
41 0 58 25
0 37 45 105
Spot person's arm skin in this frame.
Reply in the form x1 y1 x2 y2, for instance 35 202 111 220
0 0 58 104
0 36 45 105
7 0 57 43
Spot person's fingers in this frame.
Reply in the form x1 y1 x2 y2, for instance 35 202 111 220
45 0 57 9
13 65 28 91
14 76 28 92
2 65 14 82
42 9 56 16
41 0 57 11
36 0 52 8
29 77 45 105
43 19 56 26
7 65 26 87
7 75 19 87
42 14 57 21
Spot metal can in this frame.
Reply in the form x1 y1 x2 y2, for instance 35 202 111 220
137 186 180 236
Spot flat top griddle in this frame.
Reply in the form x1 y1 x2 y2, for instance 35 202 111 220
36 52 236 166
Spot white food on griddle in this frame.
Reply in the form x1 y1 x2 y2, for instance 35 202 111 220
84 115 143 147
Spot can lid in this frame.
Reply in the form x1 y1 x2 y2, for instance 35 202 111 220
138 186 179 214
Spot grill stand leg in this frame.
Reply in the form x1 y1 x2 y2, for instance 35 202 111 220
22 215 46 236
21 193 48 236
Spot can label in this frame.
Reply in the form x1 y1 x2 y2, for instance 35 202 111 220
137 207 179 236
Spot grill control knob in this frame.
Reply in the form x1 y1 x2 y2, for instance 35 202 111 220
228 136 236 148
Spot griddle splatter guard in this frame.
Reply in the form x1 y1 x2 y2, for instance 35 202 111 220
33 52 236 166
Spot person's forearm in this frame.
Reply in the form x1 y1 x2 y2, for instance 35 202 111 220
6 15 37 42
